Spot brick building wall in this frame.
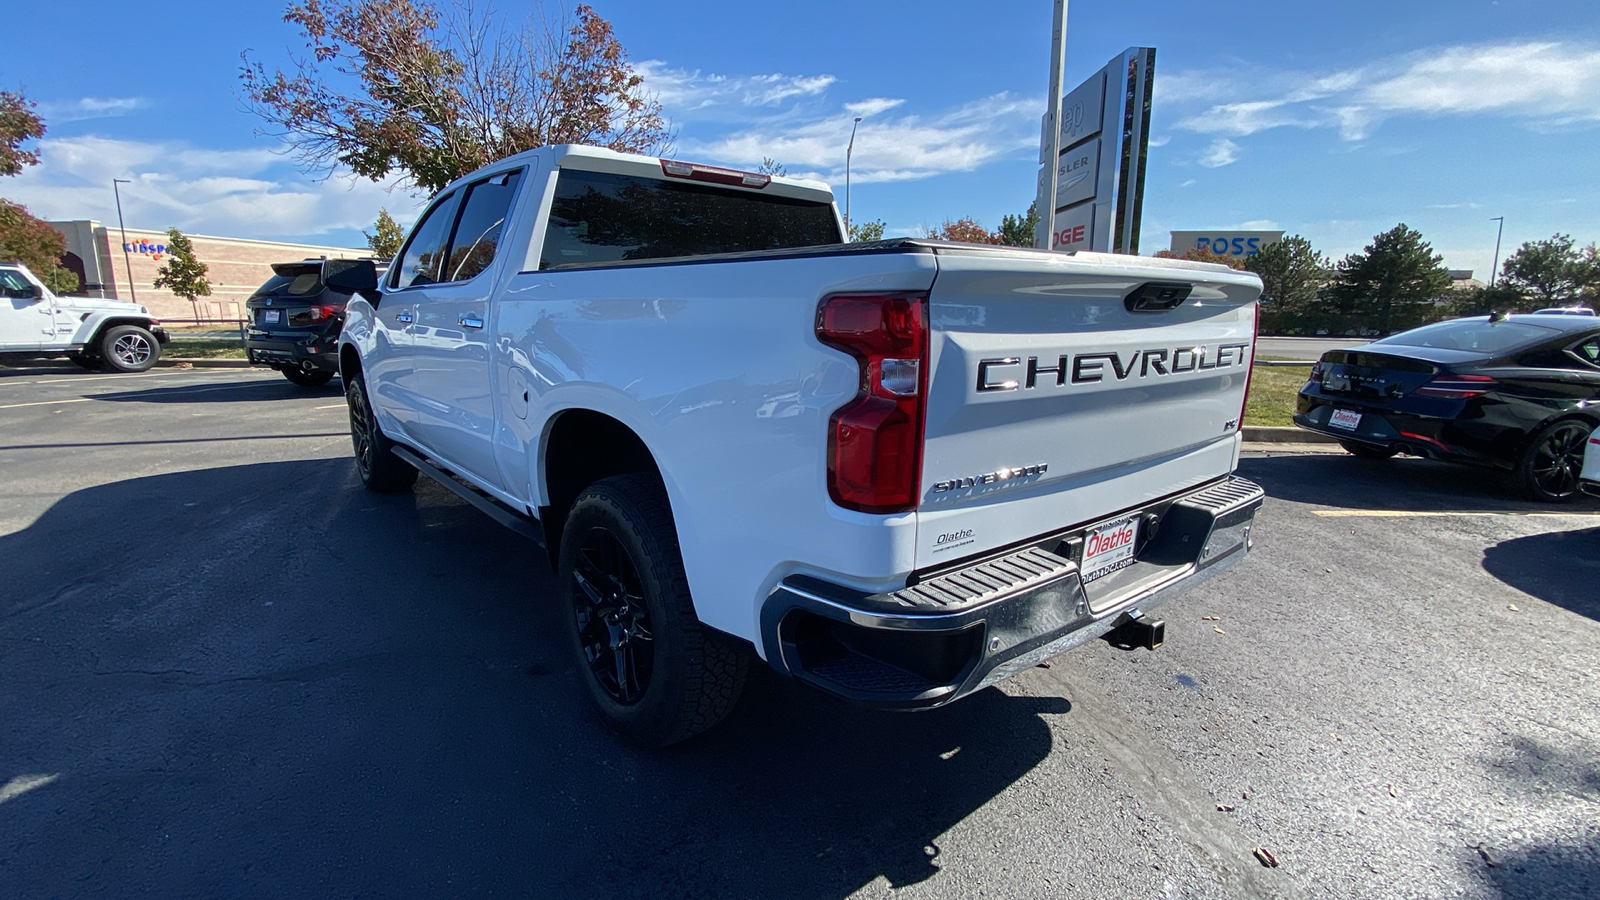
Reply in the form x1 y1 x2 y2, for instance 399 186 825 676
50 220 370 321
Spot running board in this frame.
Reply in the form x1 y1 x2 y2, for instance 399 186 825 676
391 446 545 547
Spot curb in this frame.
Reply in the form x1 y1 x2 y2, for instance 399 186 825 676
158 358 255 369
1242 425 1338 444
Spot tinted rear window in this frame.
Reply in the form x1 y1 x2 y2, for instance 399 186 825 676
540 169 841 270
1374 319 1558 355
253 272 323 298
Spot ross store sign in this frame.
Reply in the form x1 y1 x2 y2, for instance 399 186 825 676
124 239 168 260
1169 230 1285 258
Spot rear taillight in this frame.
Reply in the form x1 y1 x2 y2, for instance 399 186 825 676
1413 374 1497 399
1236 300 1260 430
817 293 928 513
306 305 344 322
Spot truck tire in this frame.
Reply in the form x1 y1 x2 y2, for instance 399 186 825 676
283 366 335 388
345 372 419 493
98 325 160 373
559 474 748 746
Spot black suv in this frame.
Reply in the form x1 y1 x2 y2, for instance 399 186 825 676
244 258 381 387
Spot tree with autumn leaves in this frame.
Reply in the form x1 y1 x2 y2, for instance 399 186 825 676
241 0 670 194
0 90 80 294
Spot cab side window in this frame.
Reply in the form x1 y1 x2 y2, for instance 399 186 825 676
391 193 458 290
442 170 521 283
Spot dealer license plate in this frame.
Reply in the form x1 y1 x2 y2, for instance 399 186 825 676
1329 408 1362 431
263 309 281 324
1082 514 1140 584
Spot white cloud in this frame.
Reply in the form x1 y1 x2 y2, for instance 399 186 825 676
6 135 423 241
1197 138 1240 168
845 98 905 117
683 93 1038 184
37 97 147 122
1167 41 1600 142
635 61 837 115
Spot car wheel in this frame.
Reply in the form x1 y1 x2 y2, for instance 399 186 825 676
1339 440 1398 460
283 366 335 387
559 474 748 746
345 372 418 493
98 325 160 373
1517 419 1592 503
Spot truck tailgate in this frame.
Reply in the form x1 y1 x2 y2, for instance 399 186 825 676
916 248 1261 570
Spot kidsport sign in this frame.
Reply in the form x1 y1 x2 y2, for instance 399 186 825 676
1169 230 1284 259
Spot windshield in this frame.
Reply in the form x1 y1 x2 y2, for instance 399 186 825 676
1373 319 1558 355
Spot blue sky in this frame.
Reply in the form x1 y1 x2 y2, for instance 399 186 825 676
4 0 1598 279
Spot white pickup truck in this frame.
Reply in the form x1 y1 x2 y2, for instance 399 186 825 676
0 262 169 372
331 145 1266 744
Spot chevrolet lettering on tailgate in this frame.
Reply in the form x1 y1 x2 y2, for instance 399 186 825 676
977 342 1252 392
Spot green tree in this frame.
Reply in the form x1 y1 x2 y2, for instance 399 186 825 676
997 202 1038 247
0 90 46 177
152 228 212 320
1498 234 1590 306
756 157 787 177
0 200 79 293
364 208 406 259
1243 235 1329 333
1327 224 1452 334
1448 282 1526 318
849 219 885 242
241 1 670 193
0 89 79 292
926 217 1000 244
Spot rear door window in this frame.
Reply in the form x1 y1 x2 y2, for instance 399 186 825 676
539 169 841 269
1571 336 1600 367
442 170 521 283
392 193 459 290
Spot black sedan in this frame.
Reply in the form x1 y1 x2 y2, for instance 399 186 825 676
1294 314 1600 501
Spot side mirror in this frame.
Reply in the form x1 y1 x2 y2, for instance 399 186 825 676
323 259 379 301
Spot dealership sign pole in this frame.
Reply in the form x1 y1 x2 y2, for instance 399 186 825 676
1039 0 1068 252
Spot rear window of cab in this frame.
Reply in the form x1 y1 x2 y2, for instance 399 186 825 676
539 169 841 270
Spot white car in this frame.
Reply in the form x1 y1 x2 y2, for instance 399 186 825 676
334 144 1266 744
1582 426 1600 497
0 262 169 372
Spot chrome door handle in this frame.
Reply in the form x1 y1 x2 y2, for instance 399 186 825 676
458 314 484 329
395 311 414 324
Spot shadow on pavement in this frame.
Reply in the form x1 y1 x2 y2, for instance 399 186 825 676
0 460 1059 898
90 377 342 404
1238 454 1600 513
1480 526 1600 620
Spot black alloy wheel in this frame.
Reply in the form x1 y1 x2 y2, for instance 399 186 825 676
1519 419 1592 502
558 475 747 746
345 373 418 493
571 527 656 705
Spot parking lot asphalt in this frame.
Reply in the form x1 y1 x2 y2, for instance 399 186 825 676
2 365 1598 900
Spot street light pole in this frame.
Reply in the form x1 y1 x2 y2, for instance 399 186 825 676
1488 216 1505 287
845 117 862 239
112 179 137 303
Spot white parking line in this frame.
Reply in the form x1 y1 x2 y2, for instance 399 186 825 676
1313 509 1600 518
0 397 94 410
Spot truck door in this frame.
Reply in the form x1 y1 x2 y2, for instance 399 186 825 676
408 168 524 491
374 191 462 439
0 269 49 350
